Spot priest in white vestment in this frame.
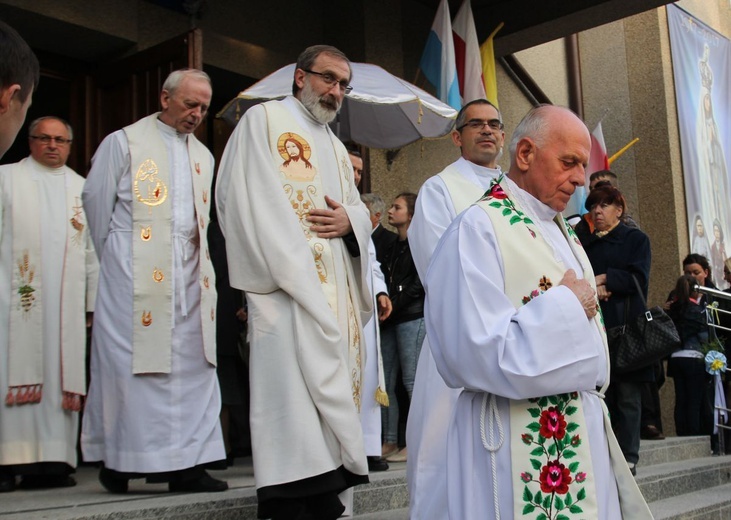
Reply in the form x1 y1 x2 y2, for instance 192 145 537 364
81 70 227 494
358 190 392 473
407 99 505 519
0 117 98 491
216 45 372 520
425 105 652 519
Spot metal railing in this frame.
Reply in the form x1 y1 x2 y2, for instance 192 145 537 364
693 285 731 333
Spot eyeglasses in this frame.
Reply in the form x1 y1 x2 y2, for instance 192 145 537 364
302 69 353 94
30 135 72 146
457 119 504 132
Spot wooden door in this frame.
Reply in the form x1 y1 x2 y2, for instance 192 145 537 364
85 29 204 167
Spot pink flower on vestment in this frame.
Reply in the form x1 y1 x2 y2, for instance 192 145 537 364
521 472 533 483
539 460 572 494
539 407 567 439
575 472 587 483
488 183 508 200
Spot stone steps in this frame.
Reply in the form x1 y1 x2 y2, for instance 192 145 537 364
0 437 724 519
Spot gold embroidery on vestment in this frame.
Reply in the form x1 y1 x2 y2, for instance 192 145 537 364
70 197 84 245
284 184 317 240
199 215 205 229
203 276 209 289
312 243 328 283
141 310 152 326
210 307 215 321
202 189 208 204
195 162 201 175
133 159 168 207
153 268 164 283
140 226 152 241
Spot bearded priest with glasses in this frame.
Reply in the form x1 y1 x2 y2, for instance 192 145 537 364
216 45 372 520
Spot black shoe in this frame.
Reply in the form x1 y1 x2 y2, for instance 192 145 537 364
0 475 15 493
99 467 129 494
367 456 389 472
19 475 76 489
168 471 228 493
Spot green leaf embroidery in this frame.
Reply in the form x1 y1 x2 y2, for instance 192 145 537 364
530 447 544 457
537 513 548 520
569 504 584 514
488 201 501 208
555 496 565 510
527 407 541 418
522 504 536 514
530 458 542 470
563 449 577 459
534 491 543 505
502 207 512 216
565 492 573 505
509 215 521 225
542 495 551 509
523 486 533 502
526 422 541 432
547 443 557 456
565 405 578 415
577 487 586 501
556 514 570 520
568 462 579 473
566 423 579 433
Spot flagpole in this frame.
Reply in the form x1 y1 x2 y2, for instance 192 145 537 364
608 138 640 165
413 68 422 86
488 21 504 40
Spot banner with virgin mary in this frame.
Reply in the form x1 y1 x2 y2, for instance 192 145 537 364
668 4 731 288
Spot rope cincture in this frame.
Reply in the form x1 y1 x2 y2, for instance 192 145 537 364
480 392 505 520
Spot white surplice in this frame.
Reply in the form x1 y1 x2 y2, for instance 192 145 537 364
0 158 97 468
216 97 371 493
406 157 500 520
424 177 622 519
361 239 387 456
81 121 224 473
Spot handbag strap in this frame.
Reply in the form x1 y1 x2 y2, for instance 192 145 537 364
630 274 649 311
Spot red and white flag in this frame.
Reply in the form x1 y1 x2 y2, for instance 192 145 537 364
452 0 486 104
588 122 610 181
566 122 609 217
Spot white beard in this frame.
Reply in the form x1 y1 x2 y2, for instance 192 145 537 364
300 80 340 124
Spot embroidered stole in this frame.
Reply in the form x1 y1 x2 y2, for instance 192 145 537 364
126 114 217 374
437 160 489 212
477 180 601 519
263 101 364 411
477 178 652 519
6 159 88 410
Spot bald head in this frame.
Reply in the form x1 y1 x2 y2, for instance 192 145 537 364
508 105 590 212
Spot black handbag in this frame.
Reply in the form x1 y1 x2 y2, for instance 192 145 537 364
606 275 681 374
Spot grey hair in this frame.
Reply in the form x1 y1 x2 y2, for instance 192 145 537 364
28 116 73 141
454 99 501 130
360 193 386 218
292 45 352 95
162 68 211 96
507 104 555 157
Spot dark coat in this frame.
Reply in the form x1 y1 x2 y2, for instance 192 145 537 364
582 222 653 381
381 237 424 328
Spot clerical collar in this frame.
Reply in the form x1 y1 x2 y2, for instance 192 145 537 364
156 117 188 141
28 155 66 175
461 157 501 178
504 175 557 222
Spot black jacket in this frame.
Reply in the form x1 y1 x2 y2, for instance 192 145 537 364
381 237 424 328
582 223 653 381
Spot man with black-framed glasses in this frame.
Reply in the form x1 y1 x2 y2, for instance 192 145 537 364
0 116 98 492
216 45 372 520
407 98 506 520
